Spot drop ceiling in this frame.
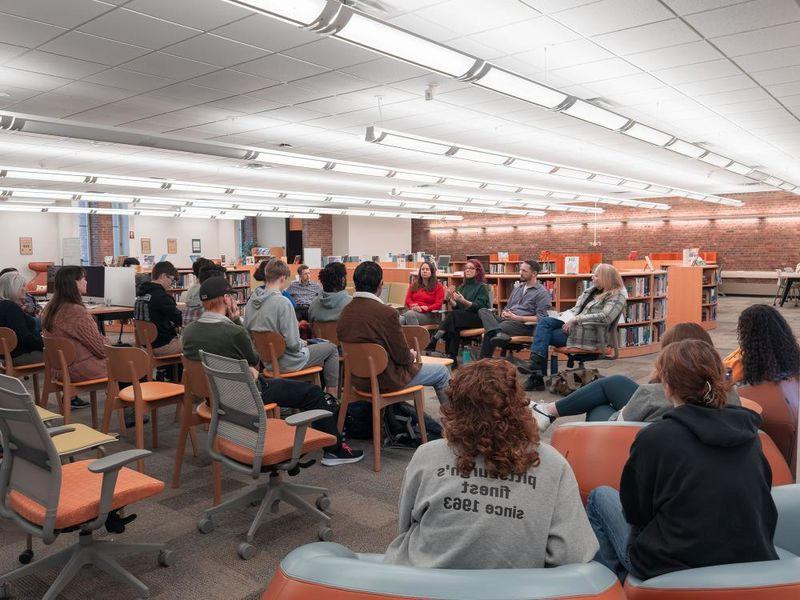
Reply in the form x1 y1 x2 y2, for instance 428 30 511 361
0 0 799 215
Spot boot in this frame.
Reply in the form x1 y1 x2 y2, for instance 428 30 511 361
517 352 546 375
524 374 546 392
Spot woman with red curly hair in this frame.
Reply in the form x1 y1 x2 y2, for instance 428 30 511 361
384 359 597 569
427 259 490 362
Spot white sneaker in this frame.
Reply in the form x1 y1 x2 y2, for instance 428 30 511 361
529 401 555 432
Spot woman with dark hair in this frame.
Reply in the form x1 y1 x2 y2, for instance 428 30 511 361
308 262 351 322
385 359 597 569
530 322 740 431
41 266 108 407
400 260 445 326
724 304 800 385
587 339 778 582
427 259 490 361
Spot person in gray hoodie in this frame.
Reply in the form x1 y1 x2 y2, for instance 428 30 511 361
244 259 340 396
308 262 352 323
384 359 598 569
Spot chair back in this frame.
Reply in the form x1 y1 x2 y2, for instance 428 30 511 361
340 342 388 397
43 337 77 385
0 374 62 543
386 282 409 306
105 346 151 403
402 326 430 361
199 350 266 478
181 356 211 400
132 320 157 354
0 327 18 373
251 330 286 375
312 321 339 346
739 380 798 471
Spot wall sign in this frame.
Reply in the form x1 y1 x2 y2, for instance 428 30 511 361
19 237 32 255
141 237 151 254
167 238 177 254
129 231 135 239
192 239 201 253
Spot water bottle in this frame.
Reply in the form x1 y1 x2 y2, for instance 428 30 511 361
461 348 472 364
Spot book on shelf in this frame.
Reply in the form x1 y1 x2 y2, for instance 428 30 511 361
497 251 509 262
653 321 667 342
489 262 520 274
540 261 557 273
702 288 718 304
702 305 718 321
625 302 651 322
564 256 580 274
227 271 250 287
620 325 652 348
653 274 667 296
653 298 667 320
624 276 651 297
577 278 592 295
542 280 556 301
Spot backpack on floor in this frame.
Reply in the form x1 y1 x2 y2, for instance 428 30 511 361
546 367 601 396
343 401 442 445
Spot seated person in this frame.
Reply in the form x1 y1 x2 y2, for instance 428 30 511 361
134 261 183 356
41 266 107 410
254 258 296 307
724 304 799 386
0 267 41 334
0 271 43 365
427 259 490 361
530 322 741 431
587 338 778 582
477 260 551 358
182 277 362 466
308 261 351 323
122 257 149 288
337 261 450 406
399 261 445 326
519 263 627 391
182 257 215 326
244 259 339 397
285 264 321 322
384 359 597 568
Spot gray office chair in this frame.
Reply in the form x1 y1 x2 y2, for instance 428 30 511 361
196 351 336 560
0 374 172 600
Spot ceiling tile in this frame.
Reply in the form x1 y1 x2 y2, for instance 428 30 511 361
685 0 800 38
188 69 276 94
83 67 175 92
0 12 66 47
6 49 107 79
676 74 756 96
79 8 200 50
593 19 700 55
550 58 642 84
0 41 27 62
625 41 724 71
655 59 741 84
236 53 327 82
469 16 581 53
383 13 459 44
123 0 252 31
552 0 673 37
205 94 282 114
67 94 185 125
248 83 324 105
162 33 266 68
661 0 751 16
283 38 381 70
713 22 800 56
715 98 780 114
150 82 232 104
0 66 72 91
0 85 40 106
736 45 800 72
291 71 374 96
413 0 537 37
767 80 800 98
509 39 614 72
124 52 218 79
39 31 150 66
510 0 597 14
0 0 111 28
699 86 773 106
751 66 800 86
212 13 318 53
260 106 326 123
340 57 430 85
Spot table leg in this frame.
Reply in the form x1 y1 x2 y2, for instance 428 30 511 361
780 278 793 307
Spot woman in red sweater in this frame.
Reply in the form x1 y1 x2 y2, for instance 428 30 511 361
400 261 445 326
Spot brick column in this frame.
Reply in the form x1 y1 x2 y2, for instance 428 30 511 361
88 214 114 264
302 215 332 256
242 216 258 244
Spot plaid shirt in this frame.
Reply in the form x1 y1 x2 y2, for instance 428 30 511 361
567 287 627 351
286 280 321 307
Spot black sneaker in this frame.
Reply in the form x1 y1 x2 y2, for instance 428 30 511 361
523 374 545 392
70 397 90 409
321 443 364 466
123 407 150 428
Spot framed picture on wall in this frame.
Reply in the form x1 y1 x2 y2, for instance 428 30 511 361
141 237 151 254
192 239 201 253
167 238 177 254
19 237 32 255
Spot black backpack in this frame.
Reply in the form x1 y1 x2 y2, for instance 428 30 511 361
344 401 442 446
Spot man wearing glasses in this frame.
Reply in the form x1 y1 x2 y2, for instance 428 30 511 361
134 260 183 356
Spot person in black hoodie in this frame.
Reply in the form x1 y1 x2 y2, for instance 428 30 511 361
586 338 778 582
134 261 183 356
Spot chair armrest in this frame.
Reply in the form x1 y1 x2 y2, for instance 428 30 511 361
284 410 334 468
88 449 152 474
47 425 76 437
285 409 332 427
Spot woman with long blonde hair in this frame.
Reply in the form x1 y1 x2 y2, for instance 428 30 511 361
519 263 627 390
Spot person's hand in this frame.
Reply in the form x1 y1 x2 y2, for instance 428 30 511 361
562 318 577 333
226 302 241 321
249 366 260 380
412 305 423 312
452 292 464 304
409 349 417 361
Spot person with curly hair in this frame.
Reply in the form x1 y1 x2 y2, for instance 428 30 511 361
724 304 800 385
308 261 351 323
384 359 598 569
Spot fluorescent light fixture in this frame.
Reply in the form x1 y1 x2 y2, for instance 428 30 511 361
665 139 706 159
779 182 797 191
469 198 499 206
169 183 230 194
226 0 328 26
509 159 553 174
698 153 732 168
449 148 508 165
330 197 368 204
473 66 568 109
281 192 328 201
2 169 86 183
0 204 49 213
550 193 578 200
596 199 670 210
95 177 164 189
592 175 623 185
393 171 442 183
763 176 783 187
4 198 55 205
560 100 630 130
620 181 650 190
482 183 520 192
231 189 282 198
554 168 591 180
622 123 673 146
1 188 75 200
647 185 672 194
726 162 753 176
258 152 329 170
399 201 434 209
441 178 484 188
332 163 391 177
366 127 452 155
392 190 437 200
334 12 477 77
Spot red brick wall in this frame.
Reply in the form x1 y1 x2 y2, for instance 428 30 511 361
303 215 332 257
242 216 258 245
412 191 800 270
88 214 114 265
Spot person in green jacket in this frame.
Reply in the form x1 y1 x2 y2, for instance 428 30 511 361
427 259 490 361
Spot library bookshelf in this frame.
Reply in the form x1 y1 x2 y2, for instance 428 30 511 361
166 267 253 306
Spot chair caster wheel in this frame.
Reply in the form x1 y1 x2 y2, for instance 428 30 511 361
316 496 330 512
318 527 333 541
197 517 215 534
158 550 175 567
238 542 257 560
271 500 280 513
0 583 9 599
18 549 33 564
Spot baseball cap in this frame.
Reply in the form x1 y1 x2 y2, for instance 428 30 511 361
199 276 234 301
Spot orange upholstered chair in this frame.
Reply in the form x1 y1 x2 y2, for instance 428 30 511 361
739 380 799 473
0 374 173 600
262 542 626 600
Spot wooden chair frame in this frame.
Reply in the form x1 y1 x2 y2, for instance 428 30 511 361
251 330 322 386
40 337 103 428
0 327 44 404
132 319 181 380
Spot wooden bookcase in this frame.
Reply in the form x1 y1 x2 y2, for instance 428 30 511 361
163 267 252 306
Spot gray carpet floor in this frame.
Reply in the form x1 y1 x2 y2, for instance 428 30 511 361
0 296 795 599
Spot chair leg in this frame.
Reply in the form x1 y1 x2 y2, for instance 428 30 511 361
31 373 40 406
372 400 382 473
101 393 115 434
172 400 193 489
151 407 159 448
41 549 89 600
336 386 351 433
212 459 222 506
62 384 72 425
188 425 198 457
135 405 146 472
89 391 98 429
413 392 428 444
92 553 149 598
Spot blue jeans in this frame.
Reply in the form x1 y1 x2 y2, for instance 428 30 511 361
586 486 634 582
407 362 451 406
555 375 639 421
529 316 568 358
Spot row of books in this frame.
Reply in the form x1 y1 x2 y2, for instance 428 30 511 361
489 263 520 273
227 272 250 287
542 280 556 301
620 325 652 348
624 276 651 297
230 288 252 304
653 274 667 296
625 302 651 322
653 321 667 342
702 305 718 321
653 299 667 320
702 288 718 304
